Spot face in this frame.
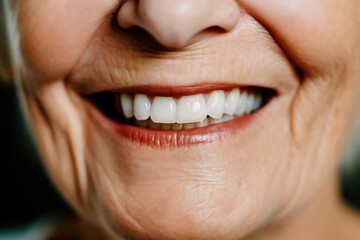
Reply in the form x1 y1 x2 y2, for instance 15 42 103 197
3 0 360 239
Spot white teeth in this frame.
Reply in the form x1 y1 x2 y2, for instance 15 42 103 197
120 94 134 118
224 88 240 115
116 88 265 130
151 97 177 123
183 123 196 130
148 119 161 130
176 94 207 123
253 94 262 110
196 118 209 128
171 123 183 130
161 124 171 130
134 94 151 120
209 117 224 125
136 120 148 128
234 91 247 116
207 90 225 119
222 114 234 122
245 92 255 114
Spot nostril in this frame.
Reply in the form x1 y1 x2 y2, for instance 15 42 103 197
203 26 228 35
117 0 137 29
117 0 241 49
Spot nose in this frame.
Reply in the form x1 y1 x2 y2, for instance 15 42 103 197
117 0 240 48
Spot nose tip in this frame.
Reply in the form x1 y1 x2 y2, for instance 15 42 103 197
117 0 240 48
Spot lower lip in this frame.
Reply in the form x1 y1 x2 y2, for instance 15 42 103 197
87 100 258 148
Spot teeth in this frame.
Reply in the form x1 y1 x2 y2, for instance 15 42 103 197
151 97 177 123
120 94 134 118
148 119 161 130
176 94 207 123
207 90 225 119
234 91 247 116
136 120 148 128
161 124 171 130
222 114 234 122
183 122 196 130
209 117 224 125
134 94 151 120
116 88 265 130
171 123 183 130
196 118 209 128
224 88 240 115
245 92 255 114
253 94 262 110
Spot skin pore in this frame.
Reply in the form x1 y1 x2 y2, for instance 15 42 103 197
2 0 360 239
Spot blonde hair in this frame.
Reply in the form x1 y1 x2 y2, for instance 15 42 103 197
0 0 11 79
0 0 22 82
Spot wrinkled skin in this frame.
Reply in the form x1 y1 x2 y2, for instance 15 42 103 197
1 0 360 239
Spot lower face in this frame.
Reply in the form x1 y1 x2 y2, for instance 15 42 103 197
10 1 360 239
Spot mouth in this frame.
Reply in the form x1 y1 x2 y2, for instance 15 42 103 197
86 85 276 147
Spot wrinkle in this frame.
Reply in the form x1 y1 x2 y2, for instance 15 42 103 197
65 5 120 85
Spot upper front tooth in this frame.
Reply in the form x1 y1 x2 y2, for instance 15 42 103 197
224 88 240 115
134 94 151 120
120 93 134 118
177 94 207 123
151 97 177 123
207 90 225 119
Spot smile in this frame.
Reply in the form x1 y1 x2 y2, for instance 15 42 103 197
86 85 275 147
90 86 272 130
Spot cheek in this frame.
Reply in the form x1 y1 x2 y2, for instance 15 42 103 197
17 0 116 80
238 0 360 151
239 0 360 217
239 0 359 74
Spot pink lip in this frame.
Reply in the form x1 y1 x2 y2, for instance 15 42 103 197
111 115 255 148
81 83 266 97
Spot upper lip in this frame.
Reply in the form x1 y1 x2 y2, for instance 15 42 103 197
81 83 272 97
66 54 298 98
68 75 292 97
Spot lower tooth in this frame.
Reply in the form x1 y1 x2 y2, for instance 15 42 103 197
209 118 223 125
171 123 183 130
222 114 234 122
148 119 161 130
135 114 239 130
161 124 171 130
196 118 209 128
183 123 196 130
136 120 148 128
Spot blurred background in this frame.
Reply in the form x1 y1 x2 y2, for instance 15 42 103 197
0 80 72 229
